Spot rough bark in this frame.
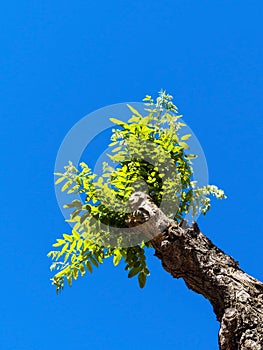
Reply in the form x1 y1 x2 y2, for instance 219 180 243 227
128 192 263 350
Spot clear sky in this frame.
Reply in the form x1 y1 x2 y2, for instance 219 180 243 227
1 1 263 349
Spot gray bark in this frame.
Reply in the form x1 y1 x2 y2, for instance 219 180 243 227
128 192 263 350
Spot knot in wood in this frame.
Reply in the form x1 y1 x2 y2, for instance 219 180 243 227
127 208 150 225
236 290 250 303
167 223 184 238
161 240 171 249
128 192 153 211
224 308 237 322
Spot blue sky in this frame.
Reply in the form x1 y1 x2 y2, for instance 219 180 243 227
1 1 263 349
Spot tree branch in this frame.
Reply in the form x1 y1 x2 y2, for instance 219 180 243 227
127 192 263 350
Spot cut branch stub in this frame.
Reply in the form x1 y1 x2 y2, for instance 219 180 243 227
126 192 173 239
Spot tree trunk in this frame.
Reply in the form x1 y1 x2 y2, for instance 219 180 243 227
128 192 263 350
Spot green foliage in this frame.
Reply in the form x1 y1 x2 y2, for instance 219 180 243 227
49 90 226 293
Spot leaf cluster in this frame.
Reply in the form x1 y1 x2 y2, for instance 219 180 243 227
49 90 226 293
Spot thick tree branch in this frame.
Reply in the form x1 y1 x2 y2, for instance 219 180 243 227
128 192 263 350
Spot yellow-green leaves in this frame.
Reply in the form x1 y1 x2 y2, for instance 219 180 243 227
138 272 147 289
181 134 191 141
55 176 66 185
113 248 123 266
49 90 226 293
61 181 72 192
127 104 143 118
63 200 82 209
49 235 106 294
123 246 150 288
109 118 128 128
52 239 65 247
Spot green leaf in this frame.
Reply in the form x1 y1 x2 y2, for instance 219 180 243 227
69 240 77 253
54 172 65 176
80 211 89 223
72 230 80 240
181 134 192 141
77 239 83 250
128 267 140 278
90 256 99 268
55 177 65 185
179 141 189 149
52 239 65 247
61 243 69 255
73 268 79 280
111 146 123 153
64 252 70 263
80 263 86 277
47 251 54 258
86 261 93 273
63 234 73 242
113 250 122 266
127 104 142 118
186 154 197 159
61 181 72 192
109 117 128 127
71 209 82 219
67 185 79 194
63 200 82 209
67 275 72 287
128 115 140 123
138 272 146 288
